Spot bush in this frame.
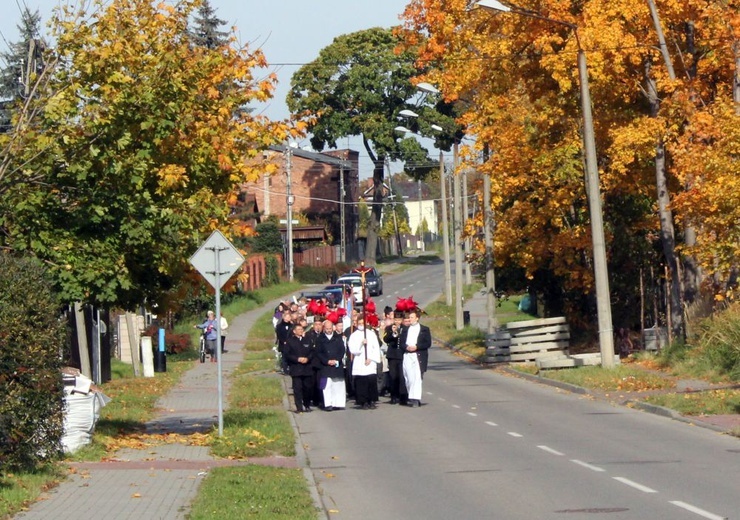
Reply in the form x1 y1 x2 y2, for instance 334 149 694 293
264 255 280 287
143 325 192 354
295 265 332 284
0 254 67 471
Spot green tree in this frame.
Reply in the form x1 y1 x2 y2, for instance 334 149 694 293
0 0 285 310
251 222 284 254
287 27 457 262
0 254 66 471
188 0 229 49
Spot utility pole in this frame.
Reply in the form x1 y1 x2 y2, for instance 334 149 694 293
453 144 464 330
483 169 497 334
339 158 346 262
386 159 403 256
418 179 423 251
440 151 452 306
462 167 472 285
285 145 294 281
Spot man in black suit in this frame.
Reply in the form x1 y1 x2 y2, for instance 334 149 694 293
275 312 293 374
398 309 431 407
383 312 405 404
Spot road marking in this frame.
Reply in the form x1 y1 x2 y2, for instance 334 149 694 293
507 432 523 438
570 459 605 472
452 404 461 409
438 397 446 402
669 501 727 520
537 445 564 456
612 477 657 493
485 421 498 427
467 412 477 417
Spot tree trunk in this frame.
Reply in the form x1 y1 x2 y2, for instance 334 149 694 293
362 136 384 263
646 60 685 340
734 39 740 114
681 21 701 305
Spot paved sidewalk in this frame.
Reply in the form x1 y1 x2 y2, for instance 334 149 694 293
463 290 740 435
15 297 296 520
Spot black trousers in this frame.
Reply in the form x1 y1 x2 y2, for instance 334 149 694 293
387 357 406 399
291 374 314 411
353 374 379 406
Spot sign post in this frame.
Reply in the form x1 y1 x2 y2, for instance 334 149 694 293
189 230 245 436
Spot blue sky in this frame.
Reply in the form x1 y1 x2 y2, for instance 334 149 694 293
1 0 413 177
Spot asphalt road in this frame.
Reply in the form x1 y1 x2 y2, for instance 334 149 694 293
294 263 739 520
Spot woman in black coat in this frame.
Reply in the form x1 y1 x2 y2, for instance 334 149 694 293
316 319 347 411
284 324 315 413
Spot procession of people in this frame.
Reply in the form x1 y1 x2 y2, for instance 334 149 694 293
274 286 431 414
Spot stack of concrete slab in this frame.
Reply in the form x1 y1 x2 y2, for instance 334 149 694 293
485 317 570 364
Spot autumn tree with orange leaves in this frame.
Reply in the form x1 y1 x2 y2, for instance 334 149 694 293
401 0 740 340
0 0 287 310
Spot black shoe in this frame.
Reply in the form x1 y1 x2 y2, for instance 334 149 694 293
304 407 313 413
221 349 228 354
409 400 420 408
369 403 377 409
324 406 334 412
295 408 304 414
362 403 371 410
390 398 399 405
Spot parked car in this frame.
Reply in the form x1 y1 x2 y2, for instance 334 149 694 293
318 284 350 309
351 266 383 296
335 274 364 304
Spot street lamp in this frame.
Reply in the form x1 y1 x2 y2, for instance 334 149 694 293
475 0 615 367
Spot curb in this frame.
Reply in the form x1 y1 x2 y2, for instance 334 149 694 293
282 374 330 520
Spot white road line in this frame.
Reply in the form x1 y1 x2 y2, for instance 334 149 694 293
438 397 446 401
467 412 477 417
612 477 657 493
507 432 523 438
537 445 564 456
570 459 606 472
485 421 498 427
452 404 461 409
426 392 433 395
669 501 727 520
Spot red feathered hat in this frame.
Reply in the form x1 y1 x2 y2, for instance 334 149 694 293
365 312 380 328
326 311 339 324
395 296 419 313
365 299 376 314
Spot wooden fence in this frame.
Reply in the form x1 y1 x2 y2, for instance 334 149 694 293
294 245 336 268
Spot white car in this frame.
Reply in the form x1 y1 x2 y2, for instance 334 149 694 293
335 274 364 304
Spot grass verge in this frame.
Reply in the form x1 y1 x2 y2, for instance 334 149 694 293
188 307 317 518
187 466 316 520
0 465 66 519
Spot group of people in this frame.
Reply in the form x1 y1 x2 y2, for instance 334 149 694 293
274 297 432 413
194 310 229 362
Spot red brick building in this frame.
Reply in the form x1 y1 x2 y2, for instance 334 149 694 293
244 146 360 251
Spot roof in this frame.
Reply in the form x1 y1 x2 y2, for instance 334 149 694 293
268 145 351 167
278 225 327 241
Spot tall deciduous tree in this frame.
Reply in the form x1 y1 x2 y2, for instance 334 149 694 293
287 27 456 262
0 0 286 310
401 0 739 339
